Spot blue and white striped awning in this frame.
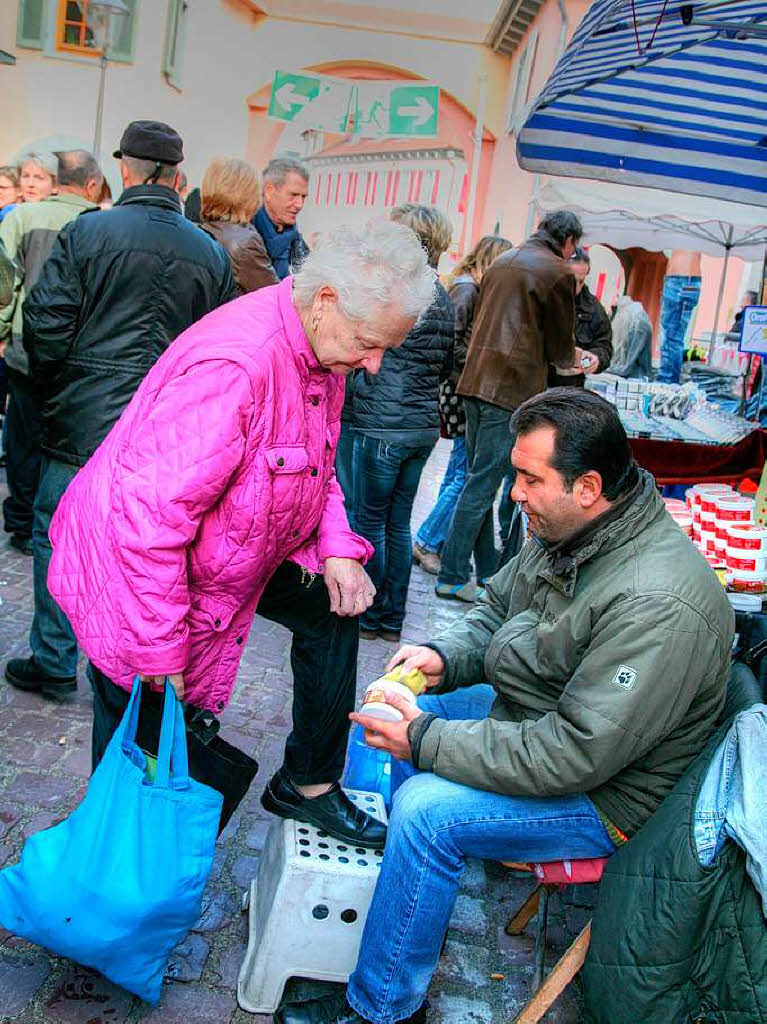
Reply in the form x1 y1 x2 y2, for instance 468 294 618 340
517 0 767 207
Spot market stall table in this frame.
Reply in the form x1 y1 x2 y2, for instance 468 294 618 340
630 429 766 486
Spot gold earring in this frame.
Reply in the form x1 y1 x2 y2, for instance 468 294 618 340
311 316 320 333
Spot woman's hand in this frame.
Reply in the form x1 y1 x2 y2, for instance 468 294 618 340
140 672 185 700
324 557 376 616
385 645 445 689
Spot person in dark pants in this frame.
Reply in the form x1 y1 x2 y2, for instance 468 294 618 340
4 122 236 700
44 221 436 846
347 204 454 642
0 150 103 554
89 562 358 786
436 210 588 602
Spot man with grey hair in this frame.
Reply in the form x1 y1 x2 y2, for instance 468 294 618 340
252 155 310 279
0 148 103 557
4 121 235 701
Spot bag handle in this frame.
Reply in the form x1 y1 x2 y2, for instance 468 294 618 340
120 677 190 789
156 680 190 789
120 676 144 748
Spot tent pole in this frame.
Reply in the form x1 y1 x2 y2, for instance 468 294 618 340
711 226 733 341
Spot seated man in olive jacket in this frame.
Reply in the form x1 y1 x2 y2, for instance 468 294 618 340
278 388 734 1024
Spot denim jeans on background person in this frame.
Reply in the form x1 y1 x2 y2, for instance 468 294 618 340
657 275 701 384
30 456 80 678
414 436 467 554
3 369 43 540
694 704 766 908
353 434 435 633
335 422 357 520
347 683 616 1023
437 397 512 587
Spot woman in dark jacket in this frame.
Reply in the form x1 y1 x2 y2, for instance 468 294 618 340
199 157 277 295
413 235 513 575
348 204 454 642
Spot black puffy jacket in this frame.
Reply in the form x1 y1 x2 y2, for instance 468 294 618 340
345 282 453 446
23 185 236 467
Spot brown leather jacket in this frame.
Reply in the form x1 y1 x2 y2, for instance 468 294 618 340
457 231 576 410
200 220 277 295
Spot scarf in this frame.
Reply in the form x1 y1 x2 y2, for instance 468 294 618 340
254 207 302 281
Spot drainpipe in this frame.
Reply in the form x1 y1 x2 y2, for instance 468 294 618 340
524 0 569 237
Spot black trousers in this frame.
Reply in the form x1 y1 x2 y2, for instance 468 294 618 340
3 368 42 538
89 561 360 785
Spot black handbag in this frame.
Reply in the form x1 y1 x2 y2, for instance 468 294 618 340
134 706 258 835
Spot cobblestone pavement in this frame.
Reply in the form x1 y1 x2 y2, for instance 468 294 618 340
0 441 591 1023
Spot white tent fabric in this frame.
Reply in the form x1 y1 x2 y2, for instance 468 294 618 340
532 178 767 259
517 0 767 207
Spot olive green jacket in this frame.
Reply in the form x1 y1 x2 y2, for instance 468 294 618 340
418 470 734 837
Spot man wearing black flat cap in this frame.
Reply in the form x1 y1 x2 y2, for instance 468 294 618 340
5 120 236 701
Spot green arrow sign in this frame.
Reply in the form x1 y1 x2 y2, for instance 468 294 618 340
388 85 440 138
268 71 323 122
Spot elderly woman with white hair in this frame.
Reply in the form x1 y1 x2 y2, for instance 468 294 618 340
47 220 436 847
18 151 57 203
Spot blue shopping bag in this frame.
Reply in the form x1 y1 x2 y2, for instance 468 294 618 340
0 679 222 1004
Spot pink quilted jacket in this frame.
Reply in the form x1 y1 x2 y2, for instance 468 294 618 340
48 277 372 712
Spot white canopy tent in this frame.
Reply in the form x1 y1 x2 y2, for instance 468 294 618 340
532 177 767 330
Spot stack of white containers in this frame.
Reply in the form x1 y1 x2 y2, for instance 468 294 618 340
682 484 763 591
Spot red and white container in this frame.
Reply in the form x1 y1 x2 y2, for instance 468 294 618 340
727 524 767 552
691 484 733 524
669 510 693 537
726 551 767 575
715 493 754 524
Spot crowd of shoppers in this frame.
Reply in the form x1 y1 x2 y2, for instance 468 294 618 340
2 114 663 1015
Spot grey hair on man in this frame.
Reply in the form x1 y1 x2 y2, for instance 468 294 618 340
57 150 103 190
121 155 179 186
293 220 436 323
263 156 310 187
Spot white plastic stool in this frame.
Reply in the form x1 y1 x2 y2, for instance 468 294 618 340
237 790 388 1014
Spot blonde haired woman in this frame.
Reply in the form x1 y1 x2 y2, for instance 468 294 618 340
200 157 277 294
413 234 513 575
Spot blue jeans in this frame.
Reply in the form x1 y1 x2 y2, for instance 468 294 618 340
438 397 512 586
30 456 80 677
348 684 616 1023
415 437 467 554
353 435 434 632
657 275 701 384
335 422 357 521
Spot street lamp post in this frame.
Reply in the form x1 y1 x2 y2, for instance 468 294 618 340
87 0 129 162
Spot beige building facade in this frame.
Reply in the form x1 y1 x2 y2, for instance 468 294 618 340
1 0 752 336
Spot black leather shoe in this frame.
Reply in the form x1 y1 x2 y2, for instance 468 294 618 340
9 534 33 556
275 991 427 1024
261 767 387 849
5 657 77 699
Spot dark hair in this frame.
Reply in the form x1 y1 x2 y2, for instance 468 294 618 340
571 246 590 266
57 149 102 188
510 389 636 500
538 209 583 248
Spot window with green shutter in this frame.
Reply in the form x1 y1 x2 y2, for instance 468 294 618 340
17 0 48 49
109 0 138 64
163 0 188 90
